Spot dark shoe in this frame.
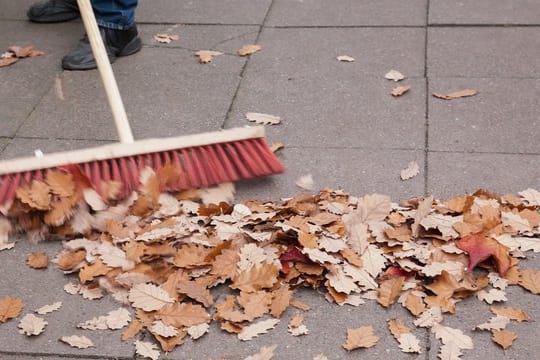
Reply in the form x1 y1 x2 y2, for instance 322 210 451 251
62 25 142 71
27 0 79 23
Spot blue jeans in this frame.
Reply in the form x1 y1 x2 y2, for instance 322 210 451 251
93 0 138 30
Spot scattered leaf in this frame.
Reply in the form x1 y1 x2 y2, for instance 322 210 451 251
60 335 94 349
187 323 209 340
490 306 529 322
400 161 419 180
18 314 47 336
246 112 281 125
433 89 478 100
385 69 405 81
492 329 517 350
337 55 355 62
26 252 49 269
135 340 160 360
36 302 62 315
238 318 280 341
295 174 315 191
0 296 25 323
195 50 223 64
128 283 174 311
342 326 379 350
154 33 179 43
238 44 262 56
391 85 411 97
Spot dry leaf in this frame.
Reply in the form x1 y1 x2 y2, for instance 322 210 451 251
60 335 94 349
432 323 473 350
128 283 174 311
518 188 540 206
238 44 262 56
187 323 209 340
433 89 478 100
135 340 160 360
246 112 281 125
295 174 315 190
476 289 507 304
238 318 280 341
64 282 81 295
491 329 517 350
400 161 419 180
391 85 411 97
27 252 49 269
157 302 209 327
36 302 62 315
195 50 223 64
79 285 104 300
360 245 387 277
244 345 277 360
377 276 404 307
385 69 405 81
517 268 540 294
79 259 111 283
0 243 15 251
122 319 143 341
270 285 293 317
18 314 47 336
475 316 510 331
269 142 284 153
342 326 379 350
0 296 25 323
337 55 355 62
490 306 529 322
151 320 179 338
154 33 179 43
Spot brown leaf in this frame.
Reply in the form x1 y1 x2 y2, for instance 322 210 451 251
0 56 18 67
270 285 293 318
211 248 239 280
433 89 478 100
79 259 112 283
44 196 76 226
153 332 186 352
154 33 179 43
9 45 45 58
238 44 262 56
342 326 379 350
195 50 223 63
238 318 279 341
0 296 25 323
45 170 74 197
490 306 529 322
121 319 144 341
517 268 540 294
57 249 86 271
174 245 212 268
391 85 411 97
157 302 209 327
177 278 214 307
388 318 410 338
60 335 94 349
238 291 271 321
377 276 404 307
16 180 51 210
231 263 279 293
290 299 311 311
492 329 517 350
403 291 426 316
27 252 49 269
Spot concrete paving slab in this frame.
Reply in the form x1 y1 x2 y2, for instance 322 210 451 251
427 152 540 199
235 148 425 202
161 287 425 360
428 77 540 153
228 71 426 150
429 0 540 25
0 239 135 358
0 355 116 360
18 44 246 140
0 137 9 154
237 27 426 79
428 279 540 359
267 0 427 27
0 138 109 160
0 0 35 20
139 24 259 53
0 21 81 137
137 0 271 25
428 27 540 78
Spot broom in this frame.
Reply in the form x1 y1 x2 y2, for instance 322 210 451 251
0 0 283 207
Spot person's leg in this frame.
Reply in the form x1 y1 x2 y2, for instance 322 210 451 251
62 0 142 70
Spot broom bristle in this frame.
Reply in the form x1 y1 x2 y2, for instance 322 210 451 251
0 138 283 207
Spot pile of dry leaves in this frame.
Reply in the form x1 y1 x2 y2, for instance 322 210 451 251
1 167 539 360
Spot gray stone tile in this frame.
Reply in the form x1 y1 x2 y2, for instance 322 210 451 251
236 148 425 202
0 21 82 137
0 0 35 20
428 78 540 153
428 27 540 78
0 138 108 160
237 27 426 79
0 137 10 154
0 239 135 358
267 0 427 26
429 0 540 25
427 152 540 199
162 287 426 359
138 24 259 53
18 45 246 140
137 0 271 25
227 41 426 149
428 281 540 359
0 356 116 360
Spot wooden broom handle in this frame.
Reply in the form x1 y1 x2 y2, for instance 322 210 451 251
77 0 135 144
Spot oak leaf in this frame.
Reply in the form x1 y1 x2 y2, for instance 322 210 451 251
476 289 507 304
150 320 179 338
18 313 47 336
518 188 540 206
96 242 135 271
27 252 49 269
121 319 143 341
79 284 104 300
491 329 517 350
232 263 279 292
400 160 419 179
475 316 510 331
153 332 186 352
360 244 387 277
36 302 62 315
134 340 160 360
238 44 262 56
337 55 355 62
57 249 86 271
377 276 404 307
239 290 271 320
177 278 214 307
246 112 281 125
45 170 74 197
490 306 529 322
60 335 94 348
16 180 51 210
456 232 511 276
195 50 223 63
433 89 478 100
270 285 293 318
517 268 540 294
432 323 473 350
157 302 209 327
187 323 209 340
79 259 111 283
238 318 279 341
403 291 426 316
391 85 411 97
154 33 179 43
385 69 405 81
128 283 174 311
342 326 379 350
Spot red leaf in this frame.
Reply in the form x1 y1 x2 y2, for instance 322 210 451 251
455 232 511 276
380 265 414 279
280 247 309 263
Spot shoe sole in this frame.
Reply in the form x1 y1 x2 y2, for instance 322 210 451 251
27 11 79 23
62 36 143 71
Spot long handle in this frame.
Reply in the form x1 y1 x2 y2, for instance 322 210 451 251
77 0 134 143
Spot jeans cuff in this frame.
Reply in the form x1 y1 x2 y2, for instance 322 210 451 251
96 19 133 30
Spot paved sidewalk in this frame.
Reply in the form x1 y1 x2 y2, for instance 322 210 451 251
1 1 539 359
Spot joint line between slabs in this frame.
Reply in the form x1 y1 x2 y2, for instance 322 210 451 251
222 0 275 129
423 0 430 198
